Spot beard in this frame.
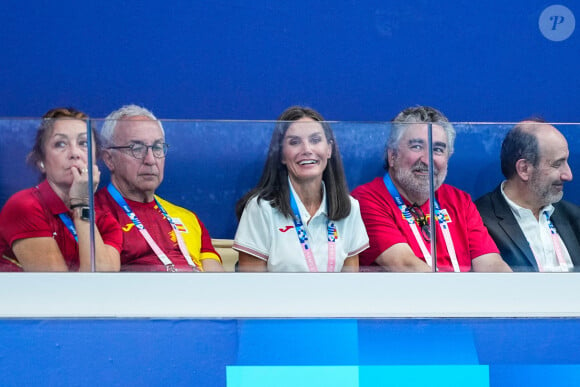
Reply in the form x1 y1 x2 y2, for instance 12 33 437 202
392 160 447 203
529 170 564 207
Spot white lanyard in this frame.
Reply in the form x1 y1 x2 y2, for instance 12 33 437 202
530 212 569 272
289 188 337 272
108 184 200 272
383 174 460 272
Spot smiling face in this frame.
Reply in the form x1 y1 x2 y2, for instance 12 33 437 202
103 116 165 202
528 125 573 207
389 123 449 203
42 119 93 193
281 117 332 186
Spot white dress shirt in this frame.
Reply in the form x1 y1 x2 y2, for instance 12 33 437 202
501 182 573 272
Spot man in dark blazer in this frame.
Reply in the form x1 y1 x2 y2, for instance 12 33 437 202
476 119 580 271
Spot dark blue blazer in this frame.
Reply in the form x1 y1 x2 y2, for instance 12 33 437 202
475 185 580 272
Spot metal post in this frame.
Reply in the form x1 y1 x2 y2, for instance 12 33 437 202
428 123 437 272
87 119 96 272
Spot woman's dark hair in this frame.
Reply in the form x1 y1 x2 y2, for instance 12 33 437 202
235 106 351 220
27 107 99 174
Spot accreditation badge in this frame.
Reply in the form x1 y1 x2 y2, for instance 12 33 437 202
172 218 188 233
438 209 452 224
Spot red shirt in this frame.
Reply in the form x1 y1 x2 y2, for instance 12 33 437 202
95 188 218 272
0 181 122 271
351 177 499 271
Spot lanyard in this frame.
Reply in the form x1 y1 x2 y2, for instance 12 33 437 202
107 183 200 272
383 173 460 272
530 212 569 272
289 189 337 272
58 213 78 243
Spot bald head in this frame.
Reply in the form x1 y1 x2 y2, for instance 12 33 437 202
501 120 561 179
501 120 572 207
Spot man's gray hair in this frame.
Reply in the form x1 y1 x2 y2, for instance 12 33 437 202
384 106 456 170
100 104 164 146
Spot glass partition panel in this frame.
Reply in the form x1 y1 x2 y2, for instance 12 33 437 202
94 118 395 273
452 122 580 273
448 123 513 199
2 118 578 273
0 118 41 205
0 116 98 272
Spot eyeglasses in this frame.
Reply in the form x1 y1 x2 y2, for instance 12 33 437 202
407 204 431 242
108 142 169 159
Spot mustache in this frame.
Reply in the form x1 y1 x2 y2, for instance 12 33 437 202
412 161 439 175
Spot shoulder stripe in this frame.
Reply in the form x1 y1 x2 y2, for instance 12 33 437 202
232 243 269 261
348 242 370 257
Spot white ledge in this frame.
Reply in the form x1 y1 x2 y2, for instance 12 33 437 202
0 273 578 318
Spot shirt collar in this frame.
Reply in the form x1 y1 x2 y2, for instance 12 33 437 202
500 181 555 219
288 177 328 222
38 180 71 215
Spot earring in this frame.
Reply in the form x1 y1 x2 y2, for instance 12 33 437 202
39 161 44 169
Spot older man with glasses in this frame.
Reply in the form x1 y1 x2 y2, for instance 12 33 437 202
95 105 223 272
352 106 511 272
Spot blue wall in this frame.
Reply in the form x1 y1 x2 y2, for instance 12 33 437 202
2 318 580 386
1 1 578 121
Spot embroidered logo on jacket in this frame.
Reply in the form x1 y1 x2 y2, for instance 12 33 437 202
122 223 135 232
279 225 294 232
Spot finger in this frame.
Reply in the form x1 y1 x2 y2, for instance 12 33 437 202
71 167 81 178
